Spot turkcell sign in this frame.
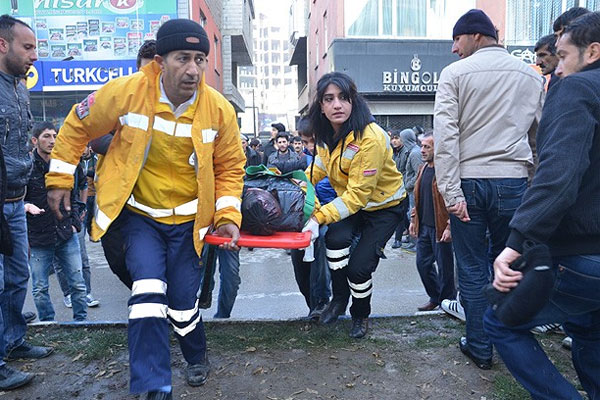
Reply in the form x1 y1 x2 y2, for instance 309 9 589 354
31 59 137 91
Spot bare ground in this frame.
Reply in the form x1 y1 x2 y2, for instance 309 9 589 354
4 315 578 400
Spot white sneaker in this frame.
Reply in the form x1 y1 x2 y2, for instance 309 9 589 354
530 323 562 335
63 295 72 308
85 294 100 308
562 336 572 350
441 296 465 322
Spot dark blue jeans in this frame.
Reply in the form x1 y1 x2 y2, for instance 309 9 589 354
484 254 600 400
213 248 241 319
415 224 455 305
0 201 29 367
451 178 527 361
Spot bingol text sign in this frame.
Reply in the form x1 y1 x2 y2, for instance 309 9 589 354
382 54 440 94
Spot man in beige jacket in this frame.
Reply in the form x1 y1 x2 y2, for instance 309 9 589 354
433 9 544 370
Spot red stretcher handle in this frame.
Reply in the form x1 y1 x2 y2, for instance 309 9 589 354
204 231 311 249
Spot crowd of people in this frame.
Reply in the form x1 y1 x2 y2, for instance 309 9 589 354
0 5 598 400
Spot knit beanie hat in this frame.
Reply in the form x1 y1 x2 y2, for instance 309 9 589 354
156 19 210 56
452 9 497 40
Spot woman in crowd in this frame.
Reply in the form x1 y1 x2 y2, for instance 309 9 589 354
303 72 407 338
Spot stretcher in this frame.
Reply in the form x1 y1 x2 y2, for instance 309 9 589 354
198 231 312 308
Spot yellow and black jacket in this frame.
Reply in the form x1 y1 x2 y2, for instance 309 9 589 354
307 122 406 225
45 61 246 256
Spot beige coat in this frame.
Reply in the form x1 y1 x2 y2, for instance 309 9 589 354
433 46 545 207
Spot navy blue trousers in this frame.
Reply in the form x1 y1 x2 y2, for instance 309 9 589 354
121 210 206 393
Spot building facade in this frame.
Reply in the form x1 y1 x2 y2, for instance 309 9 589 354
290 0 599 130
5 0 253 127
238 0 299 137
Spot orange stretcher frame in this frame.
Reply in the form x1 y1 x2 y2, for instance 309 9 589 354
204 231 311 249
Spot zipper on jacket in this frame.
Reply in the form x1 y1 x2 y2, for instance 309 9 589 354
13 79 23 149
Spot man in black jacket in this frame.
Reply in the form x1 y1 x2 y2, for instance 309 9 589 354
25 122 87 322
0 15 53 390
483 13 600 399
262 122 285 165
267 132 304 174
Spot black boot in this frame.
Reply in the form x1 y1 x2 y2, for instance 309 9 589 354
349 317 369 339
319 301 347 324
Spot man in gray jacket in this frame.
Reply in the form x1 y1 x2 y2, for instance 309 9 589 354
433 9 544 370
401 127 424 252
0 15 53 390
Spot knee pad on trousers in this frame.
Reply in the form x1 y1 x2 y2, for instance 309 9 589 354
327 247 350 270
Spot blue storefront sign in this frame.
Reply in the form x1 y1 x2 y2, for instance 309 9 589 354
27 59 138 92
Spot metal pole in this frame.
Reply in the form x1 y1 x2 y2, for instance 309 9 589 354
252 88 257 138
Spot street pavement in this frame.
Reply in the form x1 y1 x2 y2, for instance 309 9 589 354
24 238 443 323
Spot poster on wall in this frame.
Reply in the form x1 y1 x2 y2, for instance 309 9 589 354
1 0 177 61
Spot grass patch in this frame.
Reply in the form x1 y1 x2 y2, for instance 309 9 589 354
205 320 362 352
492 374 530 400
27 326 127 361
413 332 460 349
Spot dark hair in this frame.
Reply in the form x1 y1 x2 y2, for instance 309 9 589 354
307 72 373 146
296 117 311 137
292 136 302 143
249 138 260 147
418 129 434 142
563 11 600 52
271 122 286 132
136 40 156 69
553 7 590 33
534 34 557 54
275 132 289 141
32 121 56 139
0 14 32 42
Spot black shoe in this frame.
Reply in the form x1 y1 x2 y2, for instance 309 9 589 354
6 341 54 361
22 311 36 323
319 301 347 324
391 240 402 249
349 317 369 339
147 391 172 400
459 337 492 370
185 358 210 387
307 300 329 321
0 365 34 390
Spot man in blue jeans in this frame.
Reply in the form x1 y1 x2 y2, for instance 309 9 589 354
484 13 600 399
433 9 544 369
25 122 88 322
202 246 241 319
0 15 53 390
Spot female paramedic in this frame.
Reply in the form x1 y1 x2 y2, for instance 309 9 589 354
302 72 408 338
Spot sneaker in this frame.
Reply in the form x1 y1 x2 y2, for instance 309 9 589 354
562 336 572 350
0 365 34 390
63 295 72 308
86 294 100 308
349 317 369 339
401 234 409 243
22 311 36 323
391 240 402 249
401 243 416 253
185 358 210 387
530 323 562 335
459 336 492 370
441 296 465 322
6 341 54 361
147 391 172 400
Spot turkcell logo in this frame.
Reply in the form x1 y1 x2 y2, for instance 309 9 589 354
33 0 148 15
32 59 137 91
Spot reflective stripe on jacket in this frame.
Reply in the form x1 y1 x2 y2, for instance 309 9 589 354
45 61 246 256
307 122 405 225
